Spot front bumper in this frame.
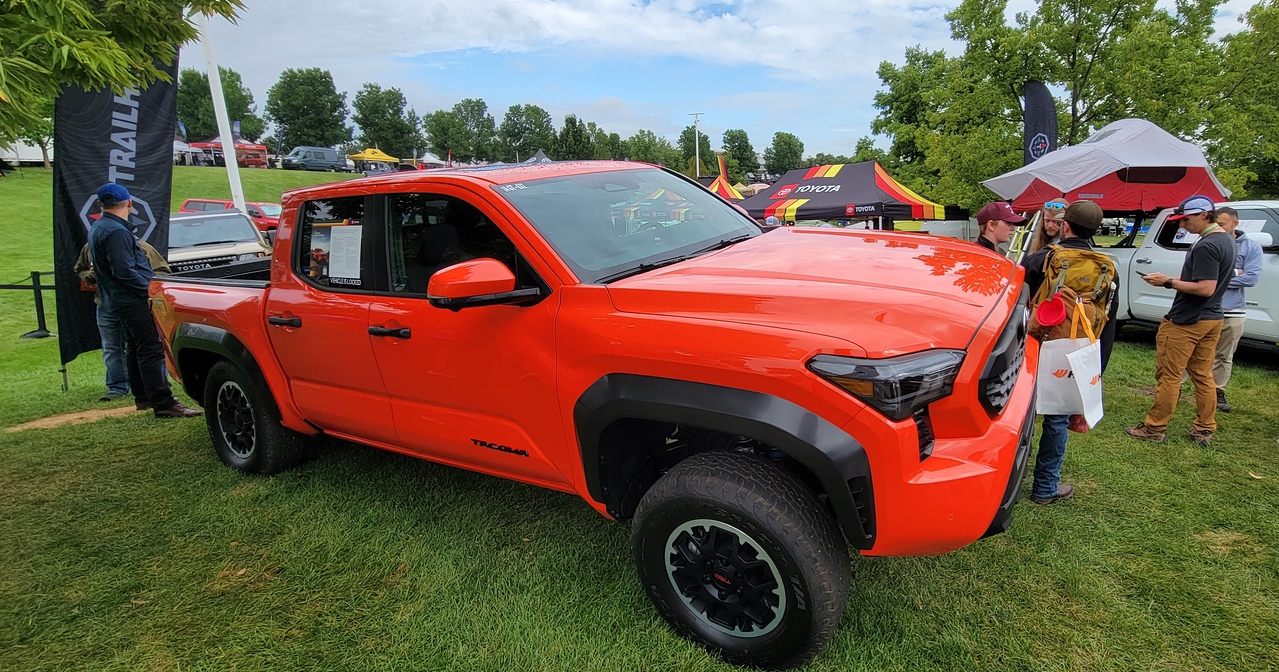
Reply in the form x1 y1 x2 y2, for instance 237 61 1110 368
981 389 1036 539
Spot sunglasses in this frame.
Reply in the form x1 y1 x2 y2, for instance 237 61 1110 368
1043 202 1067 210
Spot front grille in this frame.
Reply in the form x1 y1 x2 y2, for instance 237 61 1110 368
914 408 935 461
979 286 1029 418
170 255 238 273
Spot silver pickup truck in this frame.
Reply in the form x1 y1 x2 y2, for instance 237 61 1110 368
1099 200 1278 343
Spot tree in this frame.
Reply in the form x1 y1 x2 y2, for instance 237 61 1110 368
176 66 264 142
678 125 713 164
763 132 804 174
556 114 594 160
264 68 351 150
423 110 467 162
0 0 243 144
722 129 758 176
351 83 423 158
449 98 497 162
1204 0 1279 197
624 129 682 166
497 104 556 162
16 97 54 168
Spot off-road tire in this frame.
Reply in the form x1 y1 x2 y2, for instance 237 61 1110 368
631 451 851 670
203 360 308 475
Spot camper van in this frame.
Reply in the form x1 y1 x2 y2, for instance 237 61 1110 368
281 146 348 172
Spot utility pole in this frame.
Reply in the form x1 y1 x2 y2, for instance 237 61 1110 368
689 112 705 178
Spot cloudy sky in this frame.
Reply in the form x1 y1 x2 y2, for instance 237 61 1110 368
183 0 1257 156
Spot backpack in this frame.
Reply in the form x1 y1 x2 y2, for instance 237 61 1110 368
1028 245 1116 342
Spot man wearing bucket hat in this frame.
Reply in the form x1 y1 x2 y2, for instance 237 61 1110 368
1021 200 1115 504
1126 195 1236 446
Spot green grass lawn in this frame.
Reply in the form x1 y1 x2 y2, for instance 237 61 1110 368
2 169 1278 670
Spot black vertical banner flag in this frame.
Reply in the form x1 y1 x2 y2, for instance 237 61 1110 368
1022 80 1058 165
53 59 179 366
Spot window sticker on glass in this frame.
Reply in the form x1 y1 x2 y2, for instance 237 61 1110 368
498 183 527 192
328 225 363 285
1237 219 1267 234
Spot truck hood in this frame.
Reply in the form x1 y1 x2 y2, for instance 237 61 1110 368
607 227 1018 356
168 241 269 263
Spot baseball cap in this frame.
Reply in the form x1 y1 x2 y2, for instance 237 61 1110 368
96 183 132 205
1062 200 1103 236
1168 195 1215 221
765 215 781 226
976 201 1028 226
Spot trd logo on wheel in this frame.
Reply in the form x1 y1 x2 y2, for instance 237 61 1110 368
471 438 529 457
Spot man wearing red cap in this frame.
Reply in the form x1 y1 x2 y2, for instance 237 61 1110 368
1126 196 1236 446
974 201 1028 253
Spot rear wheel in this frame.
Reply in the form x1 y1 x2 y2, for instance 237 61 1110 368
204 360 308 475
631 451 850 669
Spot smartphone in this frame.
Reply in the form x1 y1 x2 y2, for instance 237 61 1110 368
1135 270 1151 278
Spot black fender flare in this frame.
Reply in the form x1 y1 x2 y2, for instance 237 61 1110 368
171 323 280 420
574 374 875 549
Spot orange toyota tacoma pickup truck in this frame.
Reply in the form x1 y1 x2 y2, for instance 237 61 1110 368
151 161 1038 669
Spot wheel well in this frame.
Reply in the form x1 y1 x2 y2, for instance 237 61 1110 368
595 418 830 522
176 348 224 402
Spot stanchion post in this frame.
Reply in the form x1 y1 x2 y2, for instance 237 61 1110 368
20 271 53 339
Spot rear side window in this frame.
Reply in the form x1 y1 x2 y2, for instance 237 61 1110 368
296 196 367 289
1235 210 1277 249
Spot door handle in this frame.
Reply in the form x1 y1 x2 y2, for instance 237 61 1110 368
268 315 302 327
369 325 411 339
1135 258 1153 264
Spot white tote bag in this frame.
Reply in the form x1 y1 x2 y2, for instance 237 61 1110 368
1036 306 1104 427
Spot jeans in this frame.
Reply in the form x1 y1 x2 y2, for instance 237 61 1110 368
97 306 129 395
113 301 177 409
1032 414 1069 499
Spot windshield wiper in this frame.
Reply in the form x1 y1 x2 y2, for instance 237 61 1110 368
595 234 755 284
185 239 254 247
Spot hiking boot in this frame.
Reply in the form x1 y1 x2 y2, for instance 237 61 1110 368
100 391 126 402
154 402 202 418
1216 389 1232 413
1189 429 1214 447
1125 423 1167 443
1031 484 1075 505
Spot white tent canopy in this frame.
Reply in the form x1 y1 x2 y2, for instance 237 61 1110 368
981 118 1229 199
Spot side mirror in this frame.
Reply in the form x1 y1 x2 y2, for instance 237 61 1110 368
427 259 541 311
1251 232 1273 249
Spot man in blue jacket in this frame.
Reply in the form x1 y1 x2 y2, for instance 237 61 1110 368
1211 206 1263 412
87 183 201 418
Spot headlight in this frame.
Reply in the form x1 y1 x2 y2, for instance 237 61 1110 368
237 253 264 261
808 350 966 421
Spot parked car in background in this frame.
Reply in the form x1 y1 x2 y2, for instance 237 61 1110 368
179 198 282 232
280 146 348 172
1100 200 1278 343
167 211 271 274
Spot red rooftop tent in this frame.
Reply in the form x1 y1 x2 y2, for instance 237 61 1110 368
981 118 1229 213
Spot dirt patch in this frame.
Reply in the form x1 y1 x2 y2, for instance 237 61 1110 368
4 407 144 433
1195 529 1261 556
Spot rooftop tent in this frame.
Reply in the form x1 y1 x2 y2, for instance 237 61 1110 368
524 149 552 164
706 155 744 200
738 160 951 221
189 127 268 167
981 118 1230 214
347 147 399 162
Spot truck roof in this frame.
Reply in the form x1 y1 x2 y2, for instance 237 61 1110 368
281 160 656 202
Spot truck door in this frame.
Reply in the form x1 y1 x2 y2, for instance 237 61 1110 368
1233 208 1279 341
365 188 571 488
1127 211 1191 322
264 194 397 443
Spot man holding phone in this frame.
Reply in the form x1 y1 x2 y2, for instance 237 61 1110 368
1126 196 1236 446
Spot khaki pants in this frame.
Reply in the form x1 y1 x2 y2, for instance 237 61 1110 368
1145 318 1223 433
1213 316 1246 389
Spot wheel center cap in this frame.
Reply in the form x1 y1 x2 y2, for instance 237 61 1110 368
712 569 734 589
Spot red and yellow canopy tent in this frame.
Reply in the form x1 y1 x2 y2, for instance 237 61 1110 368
739 161 965 222
706 155 743 200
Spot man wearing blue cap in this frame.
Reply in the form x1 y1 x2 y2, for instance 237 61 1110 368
1126 195 1235 446
87 183 202 418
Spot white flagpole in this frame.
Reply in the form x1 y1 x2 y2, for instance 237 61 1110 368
196 13 246 213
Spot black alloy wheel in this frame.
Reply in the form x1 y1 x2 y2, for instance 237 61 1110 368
215 380 256 459
665 518 786 638
203 360 309 475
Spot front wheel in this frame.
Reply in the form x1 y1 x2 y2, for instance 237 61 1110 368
631 451 851 670
204 360 308 475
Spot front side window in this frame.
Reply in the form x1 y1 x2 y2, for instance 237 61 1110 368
169 214 260 249
494 167 760 283
385 192 532 295
297 196 366 289
259 204 282 217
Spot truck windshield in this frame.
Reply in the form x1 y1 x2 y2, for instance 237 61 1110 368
494 167 760 283
258 204 282 216
169 214 260 248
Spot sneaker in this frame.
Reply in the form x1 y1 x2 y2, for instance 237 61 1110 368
1189 429 1214 447
1125 423 1167 443
154 402 202 418
1216 389 1232 413
1031 483 1075 505
100 391 126 402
